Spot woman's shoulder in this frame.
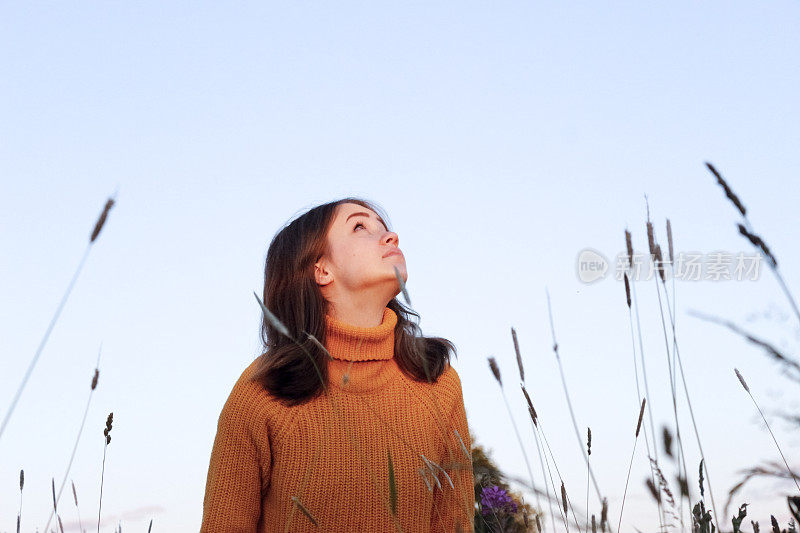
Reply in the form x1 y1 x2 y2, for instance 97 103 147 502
401 360 465 412
217 357 288 427
435 361 465 403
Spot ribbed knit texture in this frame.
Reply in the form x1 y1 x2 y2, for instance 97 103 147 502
201 307 475 532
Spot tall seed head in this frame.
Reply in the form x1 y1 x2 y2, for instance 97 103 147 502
103 412 114 445
734 368 750 393
601 498 608 532
254 292 290 338
645 196 655 257
511 327 524 383
561 481 567 515
666 218 674 264
624 272 631 308
625 229 634 269
521 384 538 427
488 357 502 387
645 478 661 503
587 427 592 456
90 198 115 243
655 244 665 282
737 224 777 268
706 162 747 217
699 459 705 498
662 426 674 459
636 398 646 437
91 369 99 390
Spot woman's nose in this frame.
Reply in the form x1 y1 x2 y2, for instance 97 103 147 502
384 231 399 247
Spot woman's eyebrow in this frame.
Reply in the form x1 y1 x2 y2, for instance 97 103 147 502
345 211 388 231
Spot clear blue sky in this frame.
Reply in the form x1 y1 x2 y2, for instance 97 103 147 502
2 2 799 531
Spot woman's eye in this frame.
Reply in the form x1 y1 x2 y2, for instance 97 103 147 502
354 222 366 231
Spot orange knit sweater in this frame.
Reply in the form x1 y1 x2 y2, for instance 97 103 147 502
201 307 475 532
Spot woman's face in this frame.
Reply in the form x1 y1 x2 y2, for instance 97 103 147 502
314 202 407 298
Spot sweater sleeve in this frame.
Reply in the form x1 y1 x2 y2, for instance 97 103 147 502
431 366 476 533
201 386 265 532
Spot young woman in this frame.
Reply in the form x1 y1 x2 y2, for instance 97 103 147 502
201 198 475 532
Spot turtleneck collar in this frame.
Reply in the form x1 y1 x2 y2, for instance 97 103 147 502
324 307 397 362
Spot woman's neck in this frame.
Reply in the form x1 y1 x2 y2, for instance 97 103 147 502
326 299 391 328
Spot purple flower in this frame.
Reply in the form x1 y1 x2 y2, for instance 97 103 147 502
480 485 518 516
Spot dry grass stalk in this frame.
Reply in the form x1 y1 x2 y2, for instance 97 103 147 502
519 382 556 532
1 195 116 444
645 197 655 257
690 311 800 380
705 162 800 325
545 288 606 515
290 496 319 526
45 346 103 532
586 427 592 532
649 457 678 523
420 454 454 490
98 412 114 533
18 469 23 532
388 449 398 515
487 354 539 520
72 480 84 533
393 265 411 306
51 477 58 520
733 368 800 493
626 240 667 530
454 429 470 460
618 399 646 531
790 496 800 522
650 241 706 528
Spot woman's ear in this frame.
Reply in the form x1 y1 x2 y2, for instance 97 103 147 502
314 259 333 287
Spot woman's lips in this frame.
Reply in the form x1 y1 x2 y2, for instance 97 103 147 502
383 249 403 258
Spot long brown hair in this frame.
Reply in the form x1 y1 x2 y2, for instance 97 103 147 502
250 197 456 406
